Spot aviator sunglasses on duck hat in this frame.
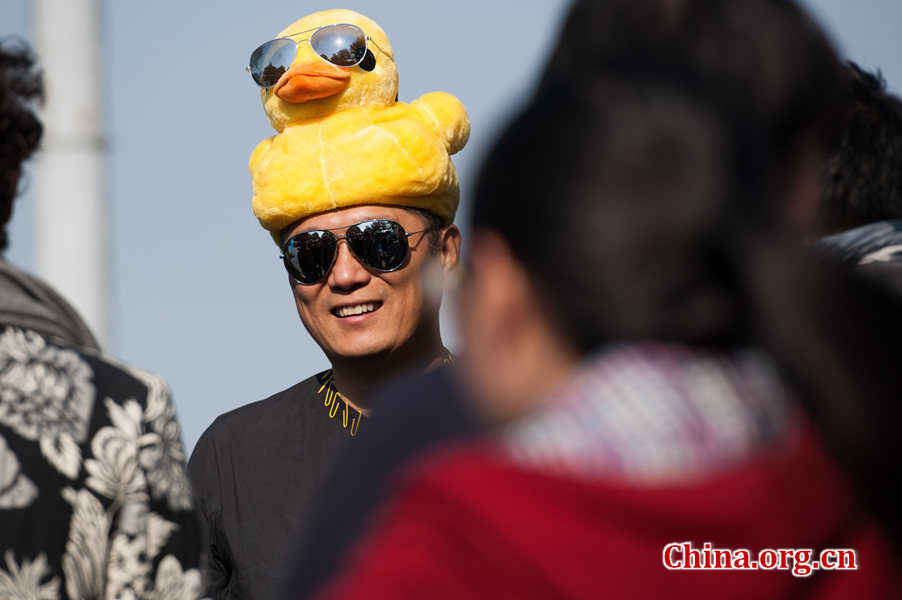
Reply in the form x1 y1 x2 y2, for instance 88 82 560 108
248 23 389 87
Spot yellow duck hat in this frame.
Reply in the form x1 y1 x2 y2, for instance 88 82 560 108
248 9 470 244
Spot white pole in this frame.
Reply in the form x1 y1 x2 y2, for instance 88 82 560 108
31 0 109 346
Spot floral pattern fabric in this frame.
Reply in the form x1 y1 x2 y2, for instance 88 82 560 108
0 326 205 600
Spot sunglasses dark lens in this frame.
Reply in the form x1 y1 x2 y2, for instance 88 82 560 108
346 220 408 272
311 24 367 67
249 38 297 87
283 231 338 284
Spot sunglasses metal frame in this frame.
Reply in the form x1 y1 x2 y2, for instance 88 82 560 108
280 219 436 285
247 23 390 88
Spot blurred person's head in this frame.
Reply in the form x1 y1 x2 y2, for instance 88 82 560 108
813 62 902 236
461 65 768 420
540 0 842 232
0 41 43 252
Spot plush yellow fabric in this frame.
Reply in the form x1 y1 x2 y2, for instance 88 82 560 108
249 9 469 244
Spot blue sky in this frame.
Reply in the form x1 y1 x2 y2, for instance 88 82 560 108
3 0 901 452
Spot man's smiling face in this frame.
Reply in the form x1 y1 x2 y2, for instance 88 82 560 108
282 204 450 361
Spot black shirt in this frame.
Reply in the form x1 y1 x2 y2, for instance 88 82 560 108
188 370 363 600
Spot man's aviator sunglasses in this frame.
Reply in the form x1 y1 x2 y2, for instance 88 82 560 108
281 219 435 285
248 23 386 88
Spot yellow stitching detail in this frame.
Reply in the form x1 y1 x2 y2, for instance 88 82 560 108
317 370 334 394
316 372 364 435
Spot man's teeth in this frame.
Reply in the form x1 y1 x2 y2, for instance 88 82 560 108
336 303 378 318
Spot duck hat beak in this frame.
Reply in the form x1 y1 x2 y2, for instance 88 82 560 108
273 61 351 103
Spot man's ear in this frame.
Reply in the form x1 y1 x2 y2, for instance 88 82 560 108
438 224 461 274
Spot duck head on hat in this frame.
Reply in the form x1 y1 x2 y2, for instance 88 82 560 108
259 9 399 132
248 9 470 244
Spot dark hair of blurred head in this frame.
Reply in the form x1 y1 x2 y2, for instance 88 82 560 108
0 40 44 251
475 59 769 353
814 62 902 235
542 0 842 167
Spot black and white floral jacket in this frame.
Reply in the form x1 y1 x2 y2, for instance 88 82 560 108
0 325 204 599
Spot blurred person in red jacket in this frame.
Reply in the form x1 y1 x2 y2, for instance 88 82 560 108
305 53 902 599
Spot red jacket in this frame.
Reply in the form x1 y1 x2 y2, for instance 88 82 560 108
313 426 901 599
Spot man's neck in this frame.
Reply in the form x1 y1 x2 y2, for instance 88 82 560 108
329 337 448 413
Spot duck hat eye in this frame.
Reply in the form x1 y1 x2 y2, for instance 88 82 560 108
358 49 376 72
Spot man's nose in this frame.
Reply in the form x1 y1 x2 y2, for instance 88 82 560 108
328 240 371 290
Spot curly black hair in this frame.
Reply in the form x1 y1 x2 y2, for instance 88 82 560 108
815 62 902 235
0 39 44 251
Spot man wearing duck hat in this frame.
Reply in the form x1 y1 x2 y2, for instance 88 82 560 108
188 9 468 599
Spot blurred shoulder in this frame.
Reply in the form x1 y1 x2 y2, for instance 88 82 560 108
367 364 478 437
